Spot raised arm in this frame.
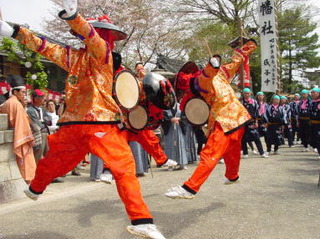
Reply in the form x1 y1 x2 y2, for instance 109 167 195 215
0 17 77 71
220 40 257 83
59 0 111 65
196 55 221 94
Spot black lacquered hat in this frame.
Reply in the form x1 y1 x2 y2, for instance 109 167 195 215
6 75 25 89
143 72 176 110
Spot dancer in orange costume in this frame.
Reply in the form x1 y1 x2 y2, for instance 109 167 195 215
128 62 176 168
165 39 257 199
99 61 177 184
0 0 166 238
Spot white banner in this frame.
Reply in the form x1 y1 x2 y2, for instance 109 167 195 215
258 0 279 93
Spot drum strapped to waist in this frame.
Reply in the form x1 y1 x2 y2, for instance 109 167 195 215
184 97 210 126
127 104 163 131
127 105 148 131
113 70 140 111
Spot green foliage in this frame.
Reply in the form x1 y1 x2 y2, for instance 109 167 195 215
278 6 320 92
25 71 48 90
185 21 262 92
284 82 306 94
0 37 48 90
182 4 320 94
186 21 235 64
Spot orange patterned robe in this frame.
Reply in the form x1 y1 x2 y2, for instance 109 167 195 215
14 15 120 124
14 13 153 224
182 40 257 194
197 40 257 134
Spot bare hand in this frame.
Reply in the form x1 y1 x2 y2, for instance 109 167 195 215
171 117 180 124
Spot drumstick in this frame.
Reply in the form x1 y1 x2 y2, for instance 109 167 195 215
203 37 213 57
147 154 153 178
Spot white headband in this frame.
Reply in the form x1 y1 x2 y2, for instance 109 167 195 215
9 86 26 96
12 86 26 90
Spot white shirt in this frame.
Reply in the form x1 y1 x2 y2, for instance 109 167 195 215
47 111 59 134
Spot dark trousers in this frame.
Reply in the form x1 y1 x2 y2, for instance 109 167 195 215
283 125 293 146
242 127 264 155
310 124 320 154
266 124 281 152
267 144 279 152
299 119 311 148
194 127 207 155
291 118 299 142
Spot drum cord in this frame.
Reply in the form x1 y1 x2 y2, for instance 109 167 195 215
148 154 153 178
115 103 125 125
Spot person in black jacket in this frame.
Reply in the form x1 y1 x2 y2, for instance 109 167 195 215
309 87 320 159
297 89 312 152
240 88 268 158
263 95 287 155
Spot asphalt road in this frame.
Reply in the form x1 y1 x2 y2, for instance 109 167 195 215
0 143 319 239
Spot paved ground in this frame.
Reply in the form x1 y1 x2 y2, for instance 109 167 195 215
0 143 319 239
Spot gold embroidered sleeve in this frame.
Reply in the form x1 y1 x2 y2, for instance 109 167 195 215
220 41 257 83
15 28 78 71
197 63 219 93
66 14 111 65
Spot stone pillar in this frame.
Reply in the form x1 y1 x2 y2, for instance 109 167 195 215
0 114 27 203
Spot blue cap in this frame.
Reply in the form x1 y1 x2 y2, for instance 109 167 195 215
256 91 264 96
294 93 300 96
243 88 251 93
300 89 309 94
311 87 320 93
272 95 280 100
280 96 287 100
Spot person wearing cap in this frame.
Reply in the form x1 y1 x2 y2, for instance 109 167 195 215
289 93 301 144
256 91 268 139
309 87 320 159
0 1 166 238
297 89 312 152
27 89 52 164
240 88 268 158
263 95 287 155
280 96 294 147
0 76 10 104
165 38 258 199
0 75 36 183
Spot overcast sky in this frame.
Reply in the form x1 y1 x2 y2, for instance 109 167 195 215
0 0 319 32
0 0 56 31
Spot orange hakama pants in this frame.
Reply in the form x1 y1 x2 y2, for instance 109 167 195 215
29 124 153 225
102 129 168 169
126 130 168 166
183 122 244 194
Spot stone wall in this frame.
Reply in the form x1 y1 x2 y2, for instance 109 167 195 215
0 114 27 203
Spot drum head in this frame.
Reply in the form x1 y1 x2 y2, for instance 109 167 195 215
128 105 148 130
114 71 140 110
184 98 210 126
